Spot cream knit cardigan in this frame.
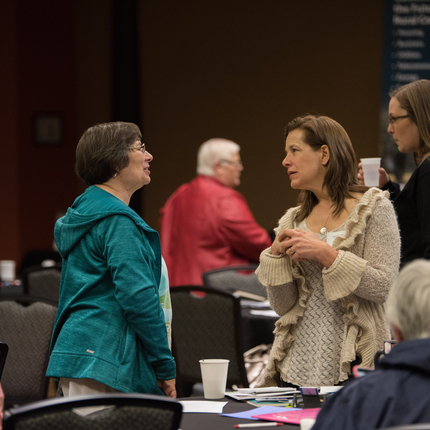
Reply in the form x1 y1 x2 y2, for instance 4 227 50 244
256 188 400 387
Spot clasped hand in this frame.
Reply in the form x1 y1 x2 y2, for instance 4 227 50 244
271 228 338 268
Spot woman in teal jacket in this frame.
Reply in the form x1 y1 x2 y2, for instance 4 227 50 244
47 122 176 400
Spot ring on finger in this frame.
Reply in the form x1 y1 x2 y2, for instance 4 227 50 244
288 247 295 256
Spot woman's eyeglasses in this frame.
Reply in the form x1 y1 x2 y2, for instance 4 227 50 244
388 115 409 124
130 142 146 153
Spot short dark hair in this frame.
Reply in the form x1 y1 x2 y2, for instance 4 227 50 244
284 115 368 221
75 122 142 186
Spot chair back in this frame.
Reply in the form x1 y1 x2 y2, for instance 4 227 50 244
18 250 62 277
0 341 8 381
170 286 248 394
22 264 62 302
202 265 267 299
3 393 182 430
0 296 58 405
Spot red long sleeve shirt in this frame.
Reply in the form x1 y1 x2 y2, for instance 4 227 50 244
160 176 271 286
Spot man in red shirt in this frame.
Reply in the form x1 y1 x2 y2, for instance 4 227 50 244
160 138 271 286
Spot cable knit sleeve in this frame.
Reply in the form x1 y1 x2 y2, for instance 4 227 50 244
322 192 400 304
255 208 300 316
256 248 293 287
256 248 298 315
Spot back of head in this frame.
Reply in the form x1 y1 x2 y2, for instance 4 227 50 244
75 122 142 186
386 259 430 341
285 115 366 218
196 138 240 176
390 79 430 163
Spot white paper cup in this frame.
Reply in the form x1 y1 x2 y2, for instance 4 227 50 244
199 359 229 399
0 260 16 281
301 418 317 430
361 158 381 187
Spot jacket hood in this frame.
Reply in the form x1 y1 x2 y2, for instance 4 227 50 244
55 186 153 258
378 338 430 376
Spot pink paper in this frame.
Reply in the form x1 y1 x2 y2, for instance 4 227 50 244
252 407 321 424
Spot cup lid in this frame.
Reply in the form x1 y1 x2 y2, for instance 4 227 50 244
360 157 381 163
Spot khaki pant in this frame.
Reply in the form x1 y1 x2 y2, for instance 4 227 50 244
60 377 122 416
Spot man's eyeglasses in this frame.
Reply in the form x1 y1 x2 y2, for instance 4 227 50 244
130 142 146 153
388 115 409 124
220 159 243 168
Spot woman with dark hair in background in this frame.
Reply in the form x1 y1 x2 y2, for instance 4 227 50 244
256 115 400 388
359 79 430 266
46 122 176 409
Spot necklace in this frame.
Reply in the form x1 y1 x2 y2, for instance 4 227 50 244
318 206 332 236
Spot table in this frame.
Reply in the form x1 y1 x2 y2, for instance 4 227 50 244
179 397 298 430
0 281 23 296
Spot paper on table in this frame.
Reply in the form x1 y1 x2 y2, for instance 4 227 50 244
221 405 298 420
225 387 296 401
234 290 266 301
319 386 343 394
255 391 299 398
252 408 320 424
247 399 293 407
178 400 228 413
240 300 271 308
225 392 256 401
250 309 279 317
236 387 296 394
255 394 300 402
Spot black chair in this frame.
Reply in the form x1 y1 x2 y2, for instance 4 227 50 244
0 296 58 406
202 265 267 300
21 263 62 302
18 249 62 278
170 286 249 397
0 341 8 381
3 393 183 430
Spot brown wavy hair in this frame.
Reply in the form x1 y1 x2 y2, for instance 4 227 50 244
285 115 368 221
390 79 430 165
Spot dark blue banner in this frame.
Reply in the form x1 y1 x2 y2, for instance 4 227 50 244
381 0 430 182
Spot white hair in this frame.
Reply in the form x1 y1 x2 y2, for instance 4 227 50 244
386 259 430 341
196 138 240 176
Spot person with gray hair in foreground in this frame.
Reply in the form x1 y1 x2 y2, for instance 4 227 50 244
312 259 430 430
160 138 271 286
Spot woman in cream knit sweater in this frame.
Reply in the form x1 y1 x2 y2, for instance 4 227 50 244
256 115 400 387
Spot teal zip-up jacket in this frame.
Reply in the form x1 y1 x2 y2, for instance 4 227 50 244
46 186 176 395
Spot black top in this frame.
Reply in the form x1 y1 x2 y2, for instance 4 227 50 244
312 338 430 430
384 157 430 267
